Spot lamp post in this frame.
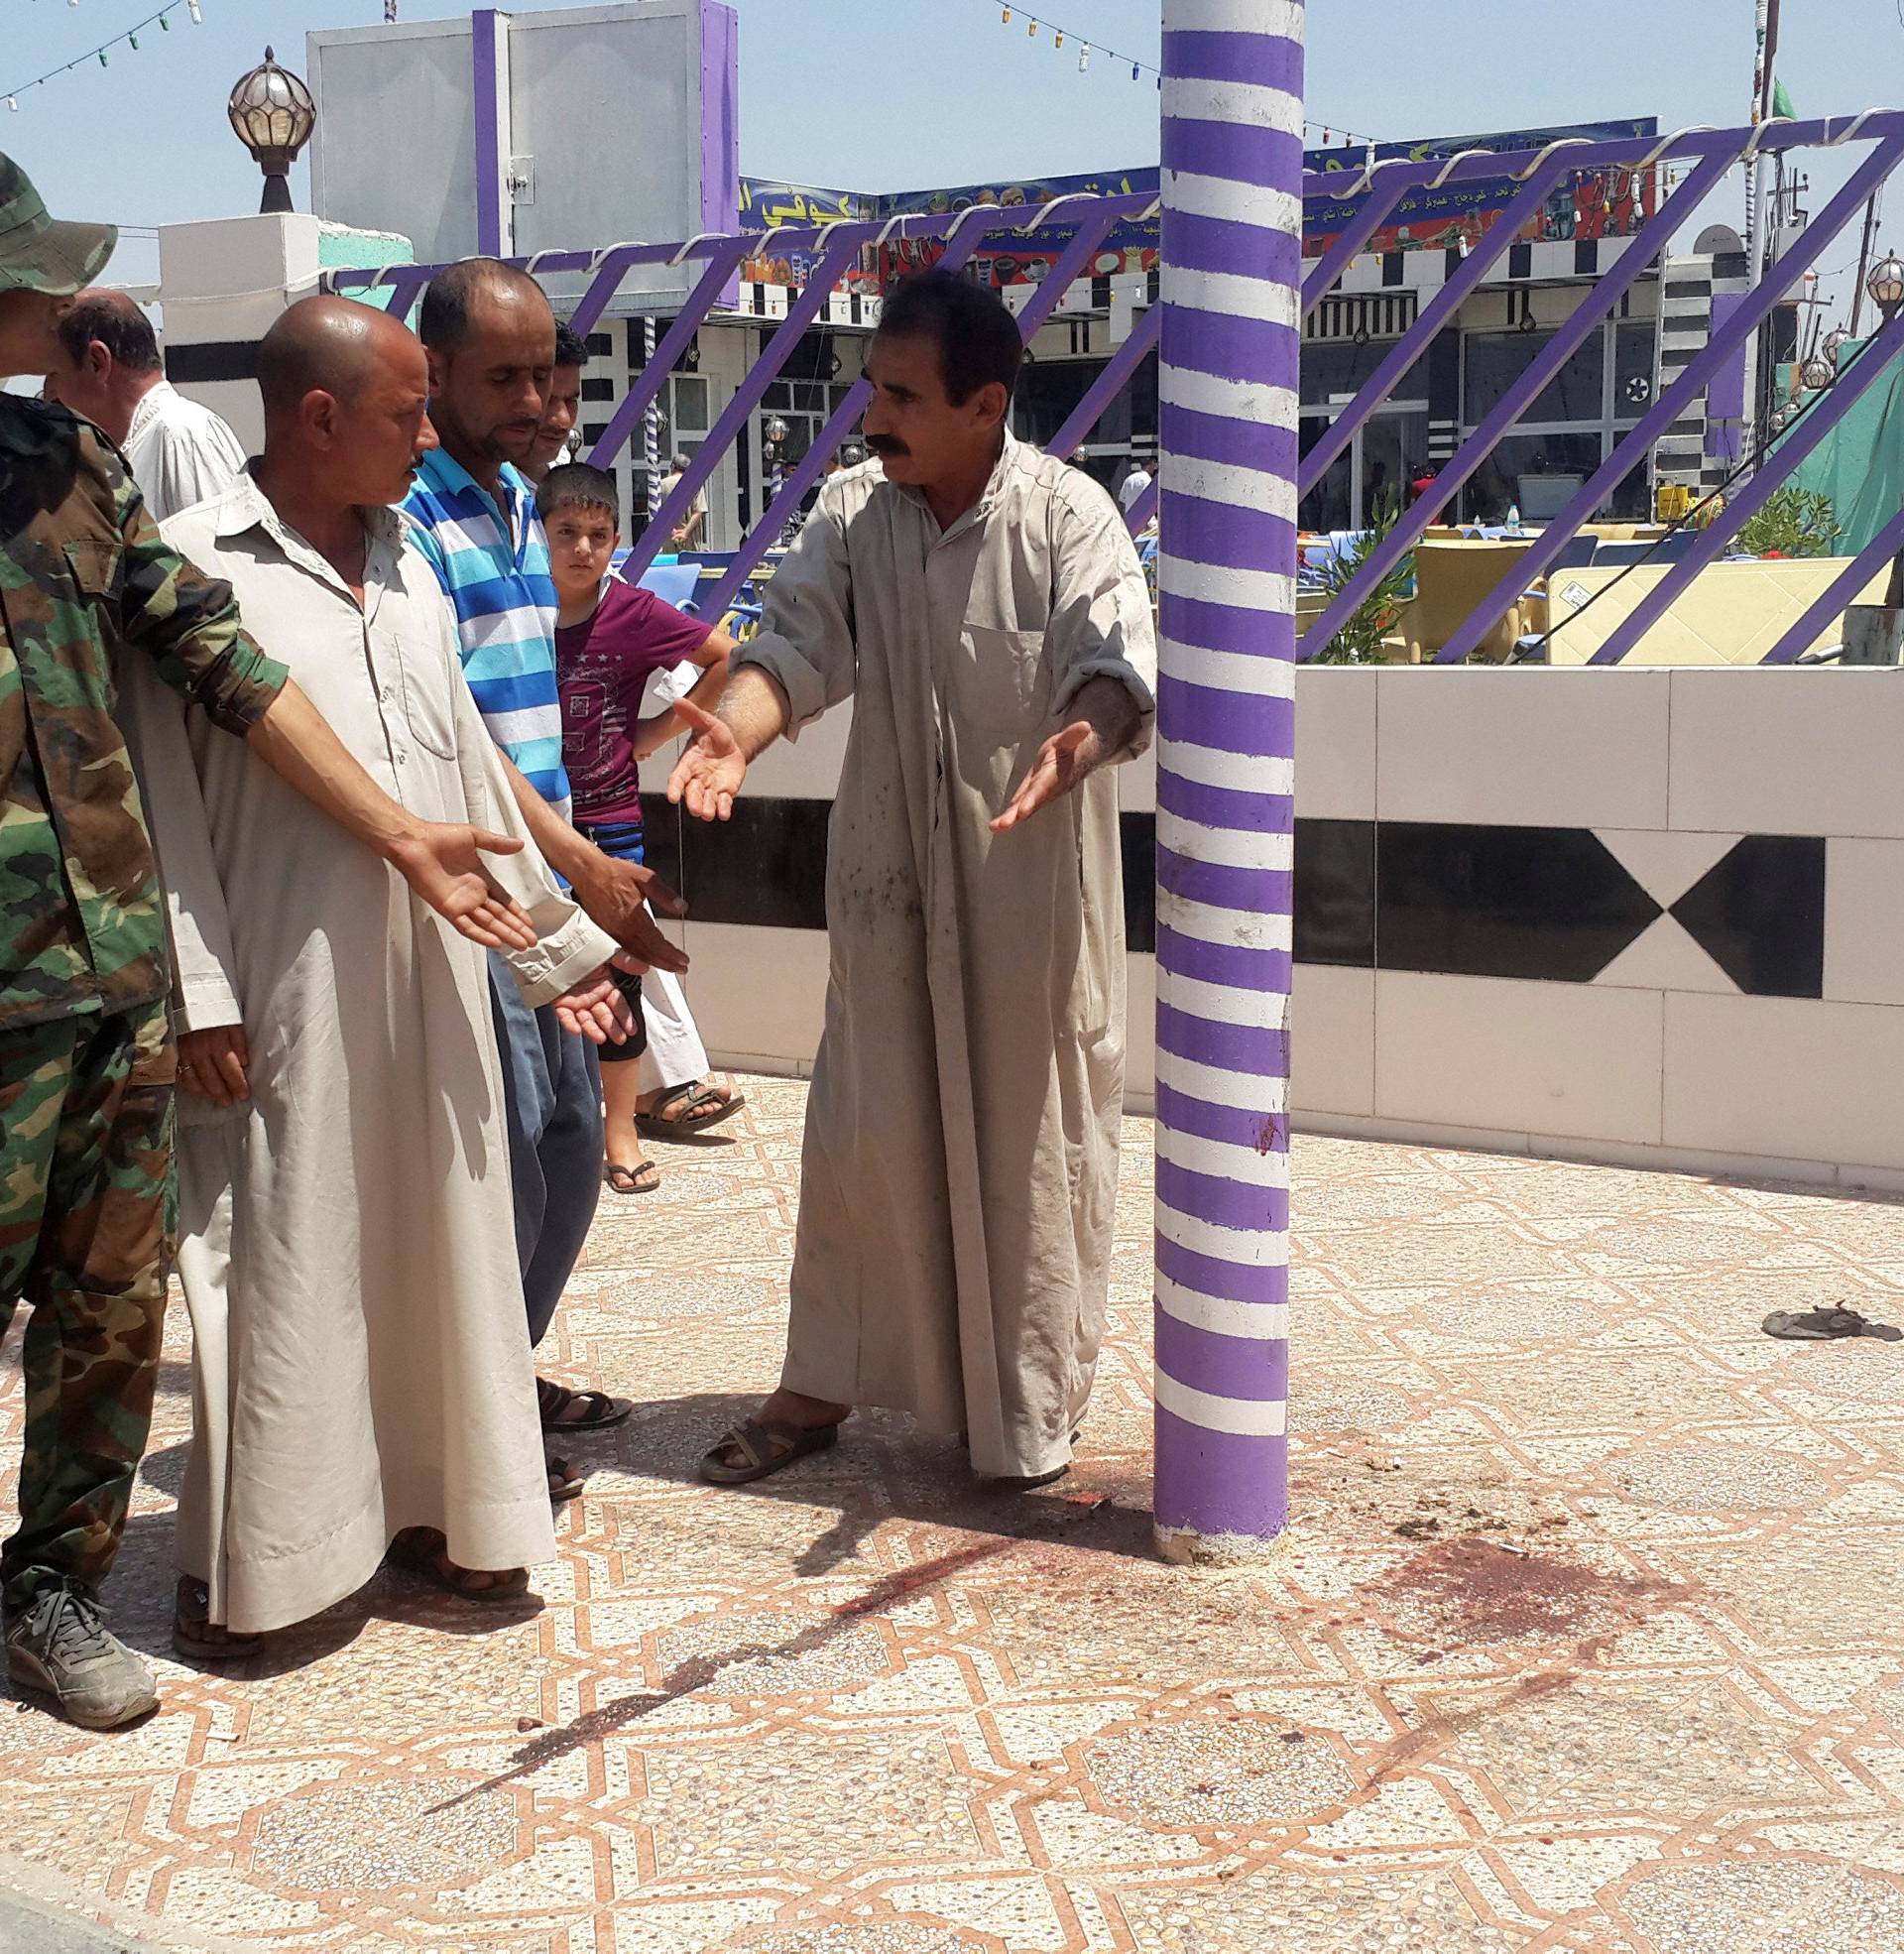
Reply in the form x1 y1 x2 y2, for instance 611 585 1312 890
228 47 316 216
1869 253 1904 326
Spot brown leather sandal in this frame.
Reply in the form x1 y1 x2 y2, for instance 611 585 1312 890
388 1527 530 1602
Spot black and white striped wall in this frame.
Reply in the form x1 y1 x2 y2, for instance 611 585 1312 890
646 667 1904 1194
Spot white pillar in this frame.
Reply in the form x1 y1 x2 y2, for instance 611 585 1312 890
155 213 412 452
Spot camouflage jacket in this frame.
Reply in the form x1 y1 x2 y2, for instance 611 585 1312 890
0 397 288 1032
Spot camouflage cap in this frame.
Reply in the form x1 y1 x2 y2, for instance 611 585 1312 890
0 154 116 297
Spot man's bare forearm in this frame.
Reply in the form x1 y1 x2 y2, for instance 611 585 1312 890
246 677 422 859
1071 673 1145 770
499 751 592 883
719 664 794 763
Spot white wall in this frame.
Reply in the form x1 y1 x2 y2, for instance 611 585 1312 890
665 666 1904 1191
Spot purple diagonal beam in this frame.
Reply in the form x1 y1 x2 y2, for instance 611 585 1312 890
1591 303 1904 664
1299 149 1583 496
1050 304 1162 461
1299 167 1416 315
1295 143 1741 659
582 237 755 476
566 243 651 340
1435 135 1904 665
619 228 871 581
698 203 1126 619
1761 505 1904 664
1151 0 1304 1564
1127 475 1159 535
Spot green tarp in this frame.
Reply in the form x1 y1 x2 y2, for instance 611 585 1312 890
1786 337 1904 555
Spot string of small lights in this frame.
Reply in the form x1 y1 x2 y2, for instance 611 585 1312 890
5 0 204 113
984 3 1376 147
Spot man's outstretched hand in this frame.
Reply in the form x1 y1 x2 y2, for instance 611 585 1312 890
573 852 689 976
667 697 748 822
388 822 538 951
551 953 643 1045
992 721 1100 834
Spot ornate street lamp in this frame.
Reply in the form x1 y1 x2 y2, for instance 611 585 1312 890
228 48 316 215
1799 350 1837 392
1868 253 1904 325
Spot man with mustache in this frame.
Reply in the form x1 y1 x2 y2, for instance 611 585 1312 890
403 261 689 1497
673 272 1156 1490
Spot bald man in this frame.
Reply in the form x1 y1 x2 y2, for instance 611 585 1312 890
45 290 245 520
117 297 639 1654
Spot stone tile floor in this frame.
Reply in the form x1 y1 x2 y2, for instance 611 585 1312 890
5 1074 1904 1952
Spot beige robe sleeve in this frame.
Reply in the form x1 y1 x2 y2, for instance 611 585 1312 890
115 654 245 1036
729 483 856 738
441 627 619 1007
1047 484 1158 756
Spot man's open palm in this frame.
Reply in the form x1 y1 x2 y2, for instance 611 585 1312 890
992 721 1099 834
390 823 538 950
667 697 748 822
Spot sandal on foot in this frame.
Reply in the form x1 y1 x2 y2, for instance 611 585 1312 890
388 1528 530 1602
605 1160 661 1196
172 1578 264 1662
637 1080 746 1141
547 1454 586 1504
698 1417 839 1486
537 1377 634 1431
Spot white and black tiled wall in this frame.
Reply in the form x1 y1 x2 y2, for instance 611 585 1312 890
662 667 1904 1187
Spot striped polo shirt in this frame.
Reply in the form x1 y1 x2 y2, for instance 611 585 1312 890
402 446 571 817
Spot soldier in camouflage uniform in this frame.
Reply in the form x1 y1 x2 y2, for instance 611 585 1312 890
0 155 547 1729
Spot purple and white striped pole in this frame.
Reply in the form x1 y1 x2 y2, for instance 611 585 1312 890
1152 0 1303 1563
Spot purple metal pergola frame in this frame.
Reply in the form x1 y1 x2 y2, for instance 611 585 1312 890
323 107 1904 663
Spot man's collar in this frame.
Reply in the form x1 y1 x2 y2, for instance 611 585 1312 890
209 459 408 553
416 441 529 511
123 376 174 445
894 428 1018 534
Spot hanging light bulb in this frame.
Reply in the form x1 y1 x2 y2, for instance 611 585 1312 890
1131 61 1139 79
188 0 203 18
1078 42 1090 70
97 48 108 65
5 97 15 112
1054 30 1064 50
1001 5 1011 20
1027 19 1037 37
128 32 138 48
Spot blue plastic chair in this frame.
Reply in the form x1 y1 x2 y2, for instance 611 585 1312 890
632 560 703 614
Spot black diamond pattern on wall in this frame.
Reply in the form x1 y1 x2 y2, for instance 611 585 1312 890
1669 834 1826 999
1377 823 1663 983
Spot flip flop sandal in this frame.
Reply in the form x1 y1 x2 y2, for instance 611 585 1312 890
1763 1305 1875 1341
172 1579 264 1663
537 1377 635 1430
698 1417 839 1486
388 1528 531 1602
605 1160 661 1196
637 1080 747 1141
547 1455 586 1504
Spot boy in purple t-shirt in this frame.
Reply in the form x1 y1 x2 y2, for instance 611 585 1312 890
538 464 733 1193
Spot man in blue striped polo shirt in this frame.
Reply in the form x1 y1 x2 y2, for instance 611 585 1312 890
404 261 687 1494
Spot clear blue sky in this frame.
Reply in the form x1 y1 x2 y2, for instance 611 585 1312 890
5 0 1901 300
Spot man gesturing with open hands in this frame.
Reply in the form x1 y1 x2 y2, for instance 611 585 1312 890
670 273 1154 1494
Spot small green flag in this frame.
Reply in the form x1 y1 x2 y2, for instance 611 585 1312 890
1772 78 1797 120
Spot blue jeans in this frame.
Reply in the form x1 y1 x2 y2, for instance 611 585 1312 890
488 957 604 1349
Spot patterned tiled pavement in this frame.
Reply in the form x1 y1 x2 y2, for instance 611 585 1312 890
6 1074 1904 1952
